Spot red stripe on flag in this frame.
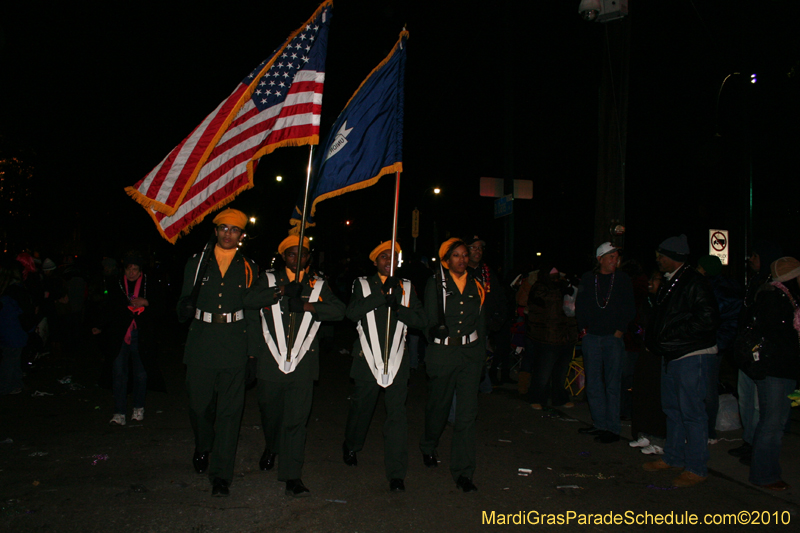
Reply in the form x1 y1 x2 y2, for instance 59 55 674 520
142 83 249 207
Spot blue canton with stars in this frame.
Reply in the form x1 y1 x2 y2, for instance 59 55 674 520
243 7 331 112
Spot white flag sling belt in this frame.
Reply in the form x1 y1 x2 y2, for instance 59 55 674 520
356 278 411 388
260 272 324 374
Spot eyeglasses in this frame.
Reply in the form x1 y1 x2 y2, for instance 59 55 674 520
217 225 242 235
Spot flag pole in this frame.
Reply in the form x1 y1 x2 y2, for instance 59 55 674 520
288 145 315 362
382 170 401 384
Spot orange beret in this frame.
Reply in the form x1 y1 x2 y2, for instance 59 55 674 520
278 235 311 255
438 237 464 269
212 208 247 229
369 241 402 263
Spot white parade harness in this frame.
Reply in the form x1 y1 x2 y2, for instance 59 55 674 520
356 277 411 387
259 272 324 374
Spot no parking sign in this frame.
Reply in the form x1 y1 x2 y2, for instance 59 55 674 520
709 229 729 265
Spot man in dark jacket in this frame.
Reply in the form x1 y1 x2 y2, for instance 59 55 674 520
643 235 720 488
696 255 742 441
465 236 510 385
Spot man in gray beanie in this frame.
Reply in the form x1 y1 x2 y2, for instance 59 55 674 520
643 235 720 487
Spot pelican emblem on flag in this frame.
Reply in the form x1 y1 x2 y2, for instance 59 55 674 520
325 121 353 161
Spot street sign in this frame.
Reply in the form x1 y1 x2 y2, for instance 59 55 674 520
709 229 729 265
411 209 420 238
494 194 513 218
513 179 533 199
480 177 504 198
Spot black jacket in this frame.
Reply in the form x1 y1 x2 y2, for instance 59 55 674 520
93 274 166 392
753 280 800 380
646 265 720 362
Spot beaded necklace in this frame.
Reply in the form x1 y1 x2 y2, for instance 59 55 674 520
594 272 615 309
119 274 147 301
656 265 685 305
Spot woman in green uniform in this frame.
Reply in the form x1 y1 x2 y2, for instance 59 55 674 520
420 238 485 492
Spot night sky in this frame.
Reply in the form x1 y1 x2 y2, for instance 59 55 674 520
1 1 798 278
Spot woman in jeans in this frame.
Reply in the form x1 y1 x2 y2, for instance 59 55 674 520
748 257 800 491
92 254 163 425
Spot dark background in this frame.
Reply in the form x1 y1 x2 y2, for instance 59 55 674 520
1 0 798 278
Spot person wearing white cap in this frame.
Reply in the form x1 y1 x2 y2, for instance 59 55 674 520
575 242 635 444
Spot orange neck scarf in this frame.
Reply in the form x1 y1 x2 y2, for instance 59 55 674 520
450 270 468 294
285 267 308 283
215 246 236 278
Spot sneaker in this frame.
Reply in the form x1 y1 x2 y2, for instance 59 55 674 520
672 471 707 488
629 436 651 448
643 458 682 472
132 408 144 422
707 438 718 445
641 445 664 455
109 414 126 426
530 403 543 410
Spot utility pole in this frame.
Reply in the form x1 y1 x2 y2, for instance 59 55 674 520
593 15 631 250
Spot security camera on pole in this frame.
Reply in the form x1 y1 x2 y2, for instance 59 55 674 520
578 0 628 23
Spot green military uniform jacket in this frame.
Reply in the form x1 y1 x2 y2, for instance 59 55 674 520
346 274 427 382
179 249 275 368
423 271 486 367
252 269 345 382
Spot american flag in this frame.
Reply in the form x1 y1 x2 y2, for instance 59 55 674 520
126 1 332 243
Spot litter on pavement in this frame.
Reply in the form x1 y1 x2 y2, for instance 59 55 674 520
559 473 614 480
89 454 109 465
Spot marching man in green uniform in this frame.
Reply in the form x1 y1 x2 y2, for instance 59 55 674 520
253 234 345 497
178 208 277 497
420 238 485 493
342 241 427 493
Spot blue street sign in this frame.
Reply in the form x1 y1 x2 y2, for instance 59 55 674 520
494 194 513 218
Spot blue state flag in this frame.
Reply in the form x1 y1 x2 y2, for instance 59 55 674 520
290 31 407 230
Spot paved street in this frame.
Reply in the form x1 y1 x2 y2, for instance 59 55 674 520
2 324 798 532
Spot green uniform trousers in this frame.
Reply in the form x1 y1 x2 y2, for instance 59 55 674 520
257 378 313 481
344 376 409 480
185 364 246 484
420 360 483 482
